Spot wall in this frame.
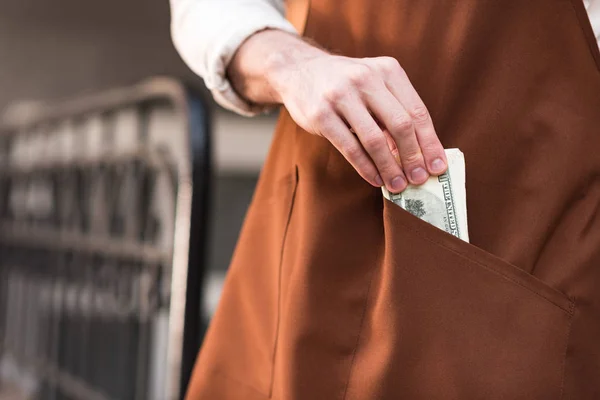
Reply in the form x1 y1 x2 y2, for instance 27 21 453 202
0 0 204 112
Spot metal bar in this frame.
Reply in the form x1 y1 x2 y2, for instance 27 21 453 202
0 224 171 265
0 149 173 177
0 78 189 135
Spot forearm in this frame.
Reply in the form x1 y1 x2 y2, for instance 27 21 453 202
227 29 327 106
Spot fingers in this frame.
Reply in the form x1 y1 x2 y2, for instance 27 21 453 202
337 96 408 192
365 84 430 185
369 57 447 176
297 56 444 193
316 112 383 187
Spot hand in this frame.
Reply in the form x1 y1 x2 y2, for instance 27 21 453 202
228 30 447 193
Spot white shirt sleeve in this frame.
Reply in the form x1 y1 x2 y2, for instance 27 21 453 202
584 0 600 48
170 0 298 116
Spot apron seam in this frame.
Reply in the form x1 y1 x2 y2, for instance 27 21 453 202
341 251 381 400
559 301 576 400
269 165 300 398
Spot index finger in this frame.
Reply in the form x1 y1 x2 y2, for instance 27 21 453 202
379 62 447 175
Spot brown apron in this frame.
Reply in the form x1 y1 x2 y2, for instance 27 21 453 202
186 0 600 398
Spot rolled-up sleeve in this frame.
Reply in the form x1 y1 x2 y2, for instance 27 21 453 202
170 0 298 116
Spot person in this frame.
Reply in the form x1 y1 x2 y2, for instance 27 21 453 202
171 0 600 398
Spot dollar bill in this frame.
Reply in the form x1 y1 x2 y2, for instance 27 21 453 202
382 148 469 242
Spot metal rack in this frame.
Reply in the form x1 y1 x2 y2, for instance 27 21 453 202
0 78 210 400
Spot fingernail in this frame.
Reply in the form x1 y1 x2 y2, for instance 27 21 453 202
411 167 428 183
390 176 406 192
431 158 446 173
374 175 383 186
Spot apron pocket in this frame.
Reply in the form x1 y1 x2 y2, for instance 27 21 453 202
345 198 574 400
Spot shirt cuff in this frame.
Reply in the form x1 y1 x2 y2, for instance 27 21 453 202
209 20 298 116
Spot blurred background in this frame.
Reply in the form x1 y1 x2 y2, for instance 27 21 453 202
0 0 275 399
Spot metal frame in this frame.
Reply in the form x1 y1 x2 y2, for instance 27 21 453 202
0 77 210 400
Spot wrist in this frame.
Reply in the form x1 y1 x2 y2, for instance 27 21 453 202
227 29 326 106
263 33 328 103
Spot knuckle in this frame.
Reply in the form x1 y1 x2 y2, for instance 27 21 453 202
401 150 424 166
323 85 347 104
346 65 373 87
420 141 443 155
307 103 331 127
341 142 363 161
389 114 414 135
410 105 430 124
377 56 401 74
361 133 386 152
376 160 400 176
